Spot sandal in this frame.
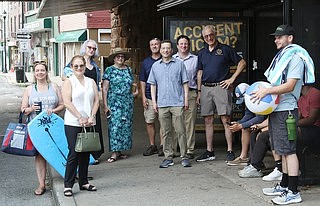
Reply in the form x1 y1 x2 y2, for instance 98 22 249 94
107 156 117 163
117 154 128 159
80 184 97 191
34 187 46 196
64 188 73 197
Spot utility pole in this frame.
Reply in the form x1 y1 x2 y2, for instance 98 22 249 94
2 10 7 73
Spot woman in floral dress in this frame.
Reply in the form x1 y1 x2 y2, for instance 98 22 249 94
102 48 138 162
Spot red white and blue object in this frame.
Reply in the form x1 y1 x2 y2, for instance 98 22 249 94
244 81 279 115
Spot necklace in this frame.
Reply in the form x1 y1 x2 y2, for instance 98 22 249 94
35 82 49 92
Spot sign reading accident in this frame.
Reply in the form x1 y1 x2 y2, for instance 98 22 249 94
165 17 247 57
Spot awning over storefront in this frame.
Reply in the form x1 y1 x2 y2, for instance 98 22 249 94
55 30 87 43
24 18 52 33
37 0 128 18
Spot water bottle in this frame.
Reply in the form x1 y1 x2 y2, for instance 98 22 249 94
286 113 297 141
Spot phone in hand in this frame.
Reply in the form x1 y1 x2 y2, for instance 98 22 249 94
226 121 234 126
106 110 111 119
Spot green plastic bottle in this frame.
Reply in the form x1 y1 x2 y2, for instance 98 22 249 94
286 114 297 141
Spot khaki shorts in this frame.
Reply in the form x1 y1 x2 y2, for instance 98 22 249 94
200 85 232 116
144 99 158 124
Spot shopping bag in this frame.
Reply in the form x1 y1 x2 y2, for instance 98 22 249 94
1 112 38 156
75 127 101 152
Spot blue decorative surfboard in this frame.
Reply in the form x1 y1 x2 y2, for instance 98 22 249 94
27 111 95 178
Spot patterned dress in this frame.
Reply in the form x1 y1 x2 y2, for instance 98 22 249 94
103 65 134 151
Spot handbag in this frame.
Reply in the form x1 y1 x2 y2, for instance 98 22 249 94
1 112 38 156
75 126 101 152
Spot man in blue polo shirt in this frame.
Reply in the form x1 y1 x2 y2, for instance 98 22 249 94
139 38 164 157
196 25 246 162
148 40 191 168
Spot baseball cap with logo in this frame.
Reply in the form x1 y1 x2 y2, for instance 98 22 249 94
270 24 295 36
235 83 249 105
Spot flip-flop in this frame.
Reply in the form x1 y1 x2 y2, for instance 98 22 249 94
34 187 46 195
107 156 117 163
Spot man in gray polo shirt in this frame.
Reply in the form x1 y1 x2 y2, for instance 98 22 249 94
148 40 191 168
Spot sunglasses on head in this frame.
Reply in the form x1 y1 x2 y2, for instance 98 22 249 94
34 61 47 66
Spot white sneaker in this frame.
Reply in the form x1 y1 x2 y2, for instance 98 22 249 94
263 183 287 196
262 167 283 181
238 164 263 178
271 190 302 205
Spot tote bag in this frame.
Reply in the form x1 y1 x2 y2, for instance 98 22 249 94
1 112 38 156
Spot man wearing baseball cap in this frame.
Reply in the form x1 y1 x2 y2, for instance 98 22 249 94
251 24 315 205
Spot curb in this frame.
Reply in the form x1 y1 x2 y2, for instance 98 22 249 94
49 166 76 206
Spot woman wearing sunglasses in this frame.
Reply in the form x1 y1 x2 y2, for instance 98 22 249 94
102 48 138 163
63 39 104 164
62 55 100 196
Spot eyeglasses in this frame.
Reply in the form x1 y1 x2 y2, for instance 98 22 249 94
115 55 125 59
34 61 46 66
72 64 85 69
203 33 215 40
87 46 97 51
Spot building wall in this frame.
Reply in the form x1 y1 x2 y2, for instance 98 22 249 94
111 0 163 74
60 13 87 32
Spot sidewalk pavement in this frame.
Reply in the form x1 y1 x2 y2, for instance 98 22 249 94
1 71 320 206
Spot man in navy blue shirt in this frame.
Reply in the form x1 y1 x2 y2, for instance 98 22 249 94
196 25 246 162
139 38 163 156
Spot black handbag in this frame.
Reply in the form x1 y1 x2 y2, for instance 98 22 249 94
75 126 101 152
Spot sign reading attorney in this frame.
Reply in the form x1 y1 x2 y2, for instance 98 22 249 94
164 17 247 57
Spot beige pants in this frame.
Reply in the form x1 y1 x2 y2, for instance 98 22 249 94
158 106 187 159
172 90 197 154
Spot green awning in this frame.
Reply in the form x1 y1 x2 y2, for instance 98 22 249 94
55 29 87 43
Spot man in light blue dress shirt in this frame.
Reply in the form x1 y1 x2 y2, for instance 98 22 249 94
148 40 191 168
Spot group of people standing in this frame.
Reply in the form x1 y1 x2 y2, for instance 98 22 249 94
20 23 317 205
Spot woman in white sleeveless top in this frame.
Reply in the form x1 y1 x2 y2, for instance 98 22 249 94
62 55 99 197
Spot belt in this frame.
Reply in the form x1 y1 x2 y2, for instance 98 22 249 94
202 82 220 87
189 88 197 91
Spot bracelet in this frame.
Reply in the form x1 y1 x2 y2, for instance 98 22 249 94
91 114 96 118
197 90 201 92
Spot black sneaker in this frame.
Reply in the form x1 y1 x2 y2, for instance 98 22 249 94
226 150 235 162
158 145 164 156
186 153 195 159
143 145 158 156
196 150 216 162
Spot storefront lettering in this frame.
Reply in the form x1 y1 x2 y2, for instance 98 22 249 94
172 22 243 50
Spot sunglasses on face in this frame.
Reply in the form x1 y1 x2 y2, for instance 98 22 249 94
115 55 125 59
72 64 85 69
87 46 97 51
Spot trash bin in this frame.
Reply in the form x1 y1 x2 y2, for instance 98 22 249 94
15 66 27 83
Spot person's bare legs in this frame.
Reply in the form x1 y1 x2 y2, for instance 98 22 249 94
204 115 214 151
35 154 46 194
239 128 250 159
146 122 156 145
221 115 233 152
